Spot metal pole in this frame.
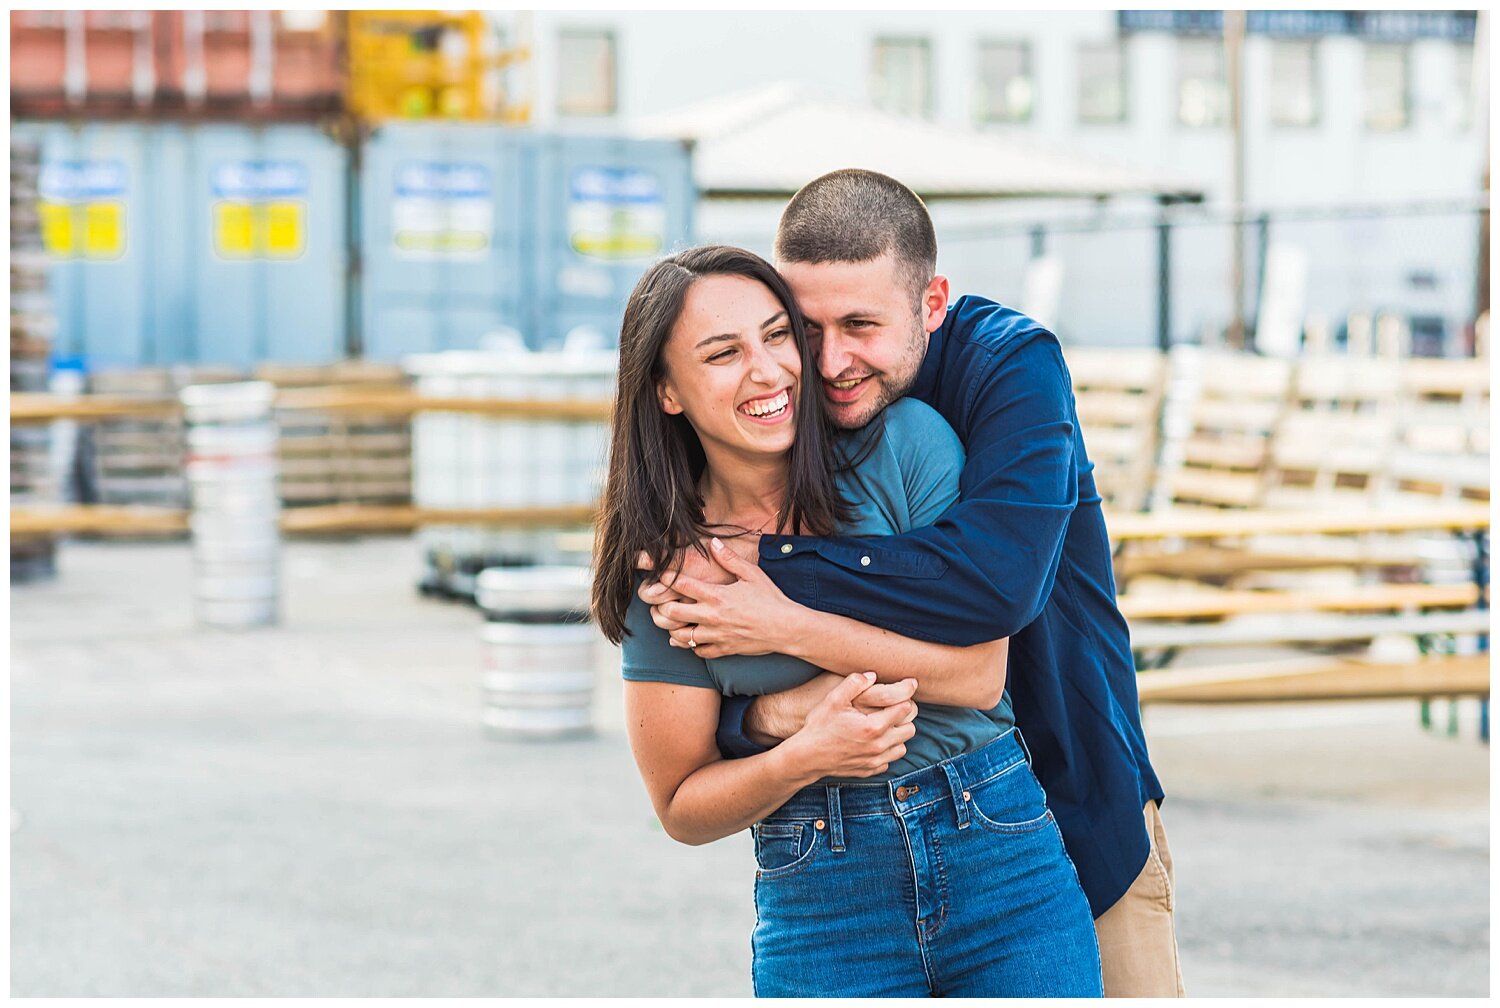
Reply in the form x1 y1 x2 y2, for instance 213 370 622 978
1252 211 1270 347
1225 10 1247 351
1156 198 1172 352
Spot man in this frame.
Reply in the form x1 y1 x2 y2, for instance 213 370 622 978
639 169 1183 996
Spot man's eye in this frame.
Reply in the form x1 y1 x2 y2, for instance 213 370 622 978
847 319 872 329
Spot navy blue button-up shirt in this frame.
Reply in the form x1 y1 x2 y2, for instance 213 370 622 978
745 294 1164 918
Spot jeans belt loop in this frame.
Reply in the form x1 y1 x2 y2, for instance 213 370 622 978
825 785 846 852
1012 726 1033 767
941 761 971 830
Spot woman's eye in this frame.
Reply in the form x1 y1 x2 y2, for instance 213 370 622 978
765 328 790 342
706 348 737 362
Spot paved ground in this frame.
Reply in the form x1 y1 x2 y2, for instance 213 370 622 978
10 538 1490 996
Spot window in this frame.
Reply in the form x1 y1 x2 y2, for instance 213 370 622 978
557 29 616 117
1363 43 1410 131
1269 40 1319 127
1455 43 1475 131
871 36 932 118
1176 37 1227 127
976 40 1033 124
1077 39 1126 124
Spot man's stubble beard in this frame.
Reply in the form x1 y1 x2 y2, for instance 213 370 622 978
826 316 929 431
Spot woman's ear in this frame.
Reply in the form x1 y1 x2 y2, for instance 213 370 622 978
657 378 684 415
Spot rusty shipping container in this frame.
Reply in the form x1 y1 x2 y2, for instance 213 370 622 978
10 10 342 118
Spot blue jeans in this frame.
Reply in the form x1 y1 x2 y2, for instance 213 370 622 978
750 729 1103 997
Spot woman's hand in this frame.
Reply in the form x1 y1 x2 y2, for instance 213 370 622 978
651 537 806 658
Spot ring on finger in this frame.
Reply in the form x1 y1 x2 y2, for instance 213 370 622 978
688 625 699 649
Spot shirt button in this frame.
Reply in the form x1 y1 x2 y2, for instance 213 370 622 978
780 543 793 554
860 555 871 566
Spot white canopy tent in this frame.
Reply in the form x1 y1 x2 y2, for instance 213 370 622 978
630 82 1206 202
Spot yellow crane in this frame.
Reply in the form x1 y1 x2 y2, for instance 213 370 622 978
344 10 530 123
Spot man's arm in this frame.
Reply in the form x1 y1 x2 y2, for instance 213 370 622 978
758 333 1078 647
648 539 1008 709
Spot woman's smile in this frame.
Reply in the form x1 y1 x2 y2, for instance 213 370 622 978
738 387 794 424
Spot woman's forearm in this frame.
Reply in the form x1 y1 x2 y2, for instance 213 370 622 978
777 605 1008 709
655 742 822 845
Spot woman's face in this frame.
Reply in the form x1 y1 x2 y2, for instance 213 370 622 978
657 273 801 465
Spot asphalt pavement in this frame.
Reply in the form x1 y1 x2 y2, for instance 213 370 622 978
10 537 1489 996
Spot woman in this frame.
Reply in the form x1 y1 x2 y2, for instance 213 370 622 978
591 246 1101 997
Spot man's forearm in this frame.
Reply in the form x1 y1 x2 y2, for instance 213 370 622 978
773 604 1006 709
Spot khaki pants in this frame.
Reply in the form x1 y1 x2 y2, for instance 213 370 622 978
1093 800 1185 997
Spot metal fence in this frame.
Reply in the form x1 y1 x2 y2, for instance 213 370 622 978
938 197 1488 356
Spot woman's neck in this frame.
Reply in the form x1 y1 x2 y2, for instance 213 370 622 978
698 448 787 529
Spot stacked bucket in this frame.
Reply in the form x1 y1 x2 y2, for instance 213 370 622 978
476 566 597 739
10 136 59 581
180 382 281 628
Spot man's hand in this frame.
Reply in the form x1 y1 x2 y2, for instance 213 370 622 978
644 538 797 659
780 672 920 780
747 672 918 746
634 536 762 630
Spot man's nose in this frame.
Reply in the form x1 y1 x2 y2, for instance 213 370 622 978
819 331 853 380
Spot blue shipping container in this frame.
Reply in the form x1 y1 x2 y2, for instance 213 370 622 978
14 120 348 369
359 124 693 357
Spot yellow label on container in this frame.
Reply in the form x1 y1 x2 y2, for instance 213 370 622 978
213 200 305 260
82 201 125 259
262 201 304 258
214 201 257 259
38 200 75 257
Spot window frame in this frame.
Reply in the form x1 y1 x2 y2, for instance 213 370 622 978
1076 37 1128 126
870 34 934 119
975 37 1036 125
1267 38 1321 129
556 26 618 118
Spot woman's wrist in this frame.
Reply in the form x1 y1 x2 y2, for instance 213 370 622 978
763 729 824 790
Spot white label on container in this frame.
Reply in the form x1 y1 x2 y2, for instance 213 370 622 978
568 166 665 262
392 161 493 260
39 160 127 200
211 161 308 200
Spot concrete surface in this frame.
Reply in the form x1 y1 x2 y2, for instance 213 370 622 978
10 538 1490 996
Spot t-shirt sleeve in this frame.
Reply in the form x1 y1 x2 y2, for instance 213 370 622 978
884 397 965 528
620 589 718 690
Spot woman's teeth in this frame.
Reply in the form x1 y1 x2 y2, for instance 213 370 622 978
742 390 790 417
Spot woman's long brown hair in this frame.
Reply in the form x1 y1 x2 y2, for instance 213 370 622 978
591 245 849 643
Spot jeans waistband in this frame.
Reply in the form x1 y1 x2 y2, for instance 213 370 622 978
764 728 1033 827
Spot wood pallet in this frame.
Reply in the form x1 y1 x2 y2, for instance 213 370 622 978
1067 346 1167 514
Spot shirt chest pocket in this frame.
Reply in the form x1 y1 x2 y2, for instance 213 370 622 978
815 540 948 579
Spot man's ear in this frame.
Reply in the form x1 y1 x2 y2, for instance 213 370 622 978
921 275 950 334
657 378 684 415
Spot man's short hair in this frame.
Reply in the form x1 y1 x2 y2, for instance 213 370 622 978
774 168 938 307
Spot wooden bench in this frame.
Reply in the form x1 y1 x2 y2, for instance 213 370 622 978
1135 652 1489 704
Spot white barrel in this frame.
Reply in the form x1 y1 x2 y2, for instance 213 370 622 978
405 350 616 597
476 566 596 740
182 381 281 629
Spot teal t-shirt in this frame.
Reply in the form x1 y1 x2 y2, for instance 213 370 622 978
620 398 1015 781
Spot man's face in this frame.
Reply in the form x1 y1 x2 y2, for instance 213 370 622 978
776 252 943 430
